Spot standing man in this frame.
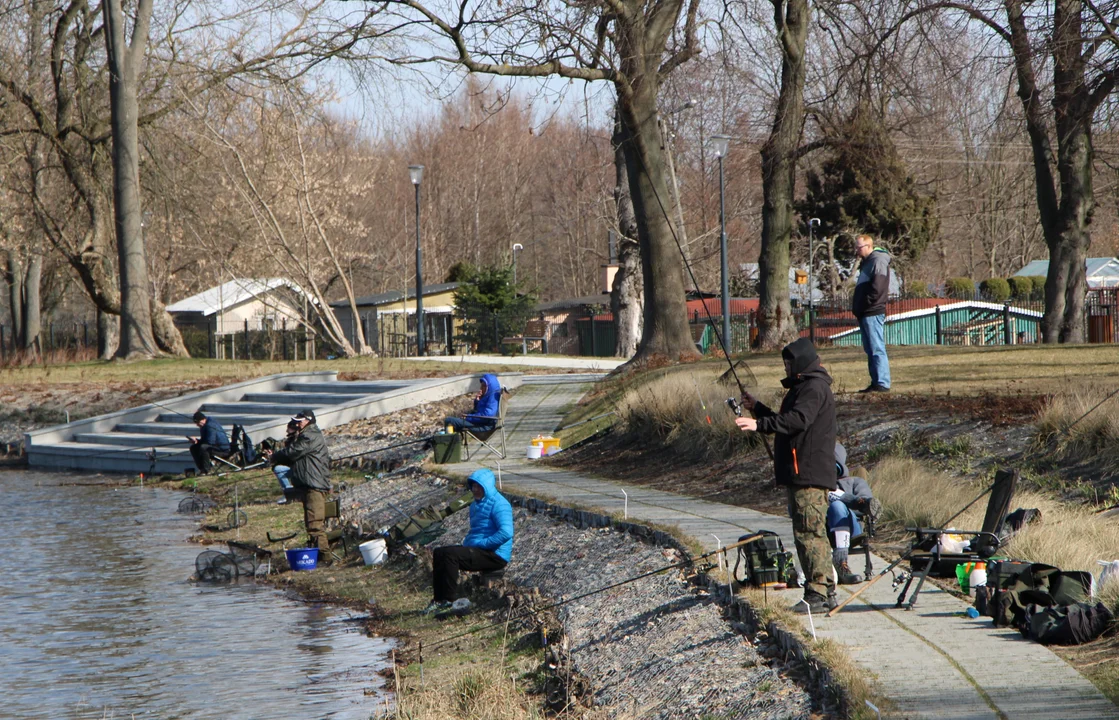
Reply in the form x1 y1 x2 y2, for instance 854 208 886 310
264 410 332 563
187 411 230 475
852 234 891 392
735 338 838 613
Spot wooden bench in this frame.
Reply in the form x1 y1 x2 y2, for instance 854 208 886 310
501 319 548 354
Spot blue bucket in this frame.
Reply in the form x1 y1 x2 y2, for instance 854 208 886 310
286 548 319 571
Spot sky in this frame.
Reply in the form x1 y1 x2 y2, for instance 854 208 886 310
323 62 617 141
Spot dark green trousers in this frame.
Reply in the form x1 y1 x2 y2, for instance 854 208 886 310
787 485 836 599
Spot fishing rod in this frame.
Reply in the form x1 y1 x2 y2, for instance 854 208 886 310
622 130 774 460
421 533 764 652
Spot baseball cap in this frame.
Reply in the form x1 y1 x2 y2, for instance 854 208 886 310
291 409 316 424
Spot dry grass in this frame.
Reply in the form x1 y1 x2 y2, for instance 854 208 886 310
389 666 548 720
1035 384 1119 464
870 457 1119 613
615 369 766 459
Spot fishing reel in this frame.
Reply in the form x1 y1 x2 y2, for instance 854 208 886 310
725 397 743 417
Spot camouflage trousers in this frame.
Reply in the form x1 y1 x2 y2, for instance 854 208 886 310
786 485 836 600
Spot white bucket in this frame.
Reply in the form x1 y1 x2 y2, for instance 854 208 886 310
526 444 543 460
359 538 388 566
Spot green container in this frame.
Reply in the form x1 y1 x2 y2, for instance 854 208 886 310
432 433 462 464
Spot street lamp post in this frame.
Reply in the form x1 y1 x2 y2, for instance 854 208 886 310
409 165 425 356
808 218 820 343
711 135 732 351
512 243 523 286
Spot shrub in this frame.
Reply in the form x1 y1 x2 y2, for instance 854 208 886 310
1029 275 1047 298
1008 276 1034 300
906 280 931 298
980 277 1011 302
945 277 976 299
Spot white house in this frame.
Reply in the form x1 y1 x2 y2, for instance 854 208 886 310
1013 257 1119 289
166 278 306 336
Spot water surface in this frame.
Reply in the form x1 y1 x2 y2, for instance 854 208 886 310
0 470 393 719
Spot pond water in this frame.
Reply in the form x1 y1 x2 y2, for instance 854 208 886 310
0 470 394 719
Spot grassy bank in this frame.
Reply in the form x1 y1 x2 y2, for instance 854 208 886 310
165 467 555 720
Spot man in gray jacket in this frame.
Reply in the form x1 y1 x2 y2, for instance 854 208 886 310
851 234 891 392
265 410 332 562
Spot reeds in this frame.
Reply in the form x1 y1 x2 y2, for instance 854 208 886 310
1035 385 1119 459
616 371 765 459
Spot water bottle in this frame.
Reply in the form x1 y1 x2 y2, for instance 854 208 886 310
969 562 987 593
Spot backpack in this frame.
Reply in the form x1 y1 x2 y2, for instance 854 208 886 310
1022 602 1114 646
991 562 1093 629
733 531 796 588
229 424 258 466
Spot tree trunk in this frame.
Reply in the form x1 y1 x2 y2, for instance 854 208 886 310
98 308 119 359
5 251 23 346
617 86 697 361
22 252 42 354
611 107 644 359
151 299 189 356
104 0 159 359
757 0 809 350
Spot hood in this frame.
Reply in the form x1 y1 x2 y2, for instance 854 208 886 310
480 373 501 400
467 468 497 498
835 442 849 479
782 338 820 377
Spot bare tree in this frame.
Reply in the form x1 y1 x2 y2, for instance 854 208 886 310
757 0 810 348
194 90 375 356
344 0 704 361
888 0 1119 342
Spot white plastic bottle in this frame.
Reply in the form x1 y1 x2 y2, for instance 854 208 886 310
969 562 987 592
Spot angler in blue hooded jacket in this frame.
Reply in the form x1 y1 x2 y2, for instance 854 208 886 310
427 468 513 612
443 373 502 433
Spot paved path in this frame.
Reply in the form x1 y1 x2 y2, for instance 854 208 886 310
404 354 626 371
463 379 1119 720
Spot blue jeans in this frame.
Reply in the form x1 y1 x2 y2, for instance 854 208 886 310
274 465 293 492
826 500 862 537
858 314 890 388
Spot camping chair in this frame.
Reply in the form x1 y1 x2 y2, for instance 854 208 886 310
895 468 1019 609
461 389 509 461
212 425 266 472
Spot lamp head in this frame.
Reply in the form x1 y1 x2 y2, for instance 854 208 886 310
711 135 731 159
408 165 424 185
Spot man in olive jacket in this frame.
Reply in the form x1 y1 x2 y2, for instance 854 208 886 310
735 338 838 613
265 410 332 561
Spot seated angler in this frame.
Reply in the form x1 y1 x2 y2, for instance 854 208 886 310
442 373 501 434
187 411 230 476
426 468 513 615
829 443 874 585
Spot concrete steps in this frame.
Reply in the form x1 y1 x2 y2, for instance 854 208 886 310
27 370 524 475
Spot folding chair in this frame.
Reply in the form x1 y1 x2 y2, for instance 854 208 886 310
461 389 508 461
895 468 1019 609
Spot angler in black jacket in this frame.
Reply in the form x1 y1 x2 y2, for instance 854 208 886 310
736 338 838 613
